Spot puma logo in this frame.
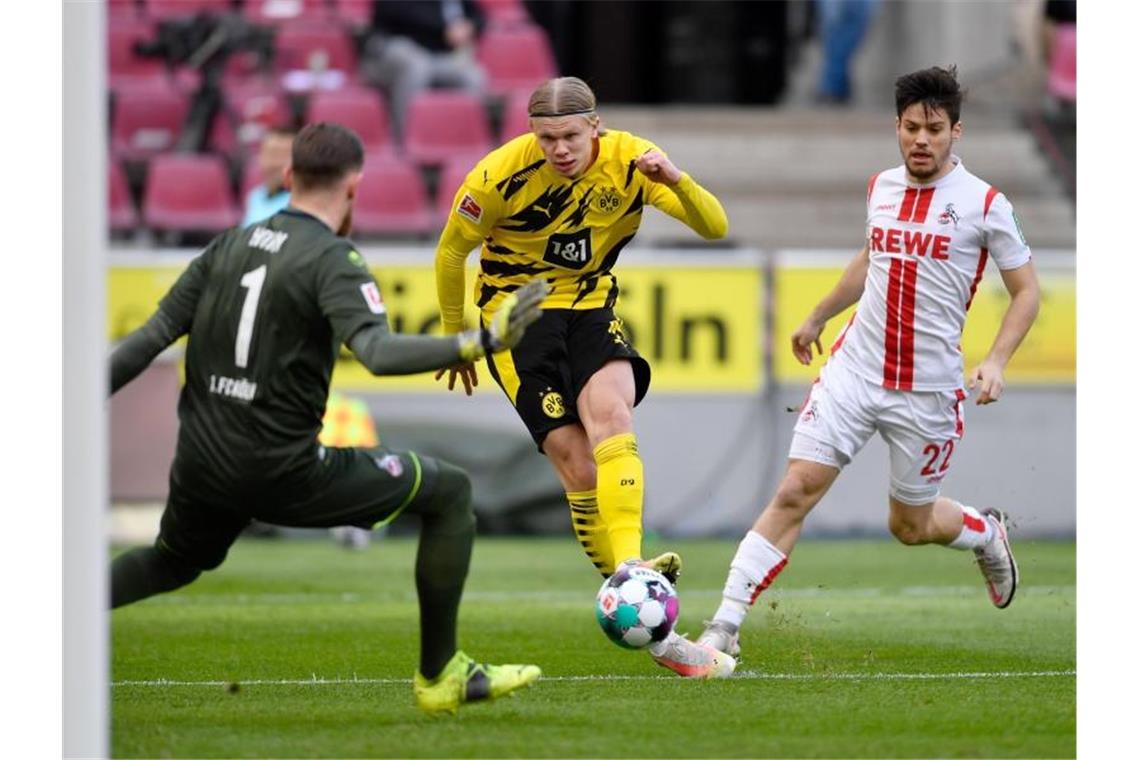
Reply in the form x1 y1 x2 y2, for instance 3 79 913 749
534 203 552 217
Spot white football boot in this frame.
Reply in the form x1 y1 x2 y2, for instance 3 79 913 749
974 508 1019 608
697 620 741 659
649 630 736 679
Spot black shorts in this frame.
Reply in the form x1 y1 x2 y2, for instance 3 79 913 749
156 446 440 571
483 308 651 450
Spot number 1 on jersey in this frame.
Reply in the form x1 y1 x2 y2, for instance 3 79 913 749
235 265 266 368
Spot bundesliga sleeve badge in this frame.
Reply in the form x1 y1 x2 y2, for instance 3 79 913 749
456 193 484 224
359 282 386 314
373 454 404 478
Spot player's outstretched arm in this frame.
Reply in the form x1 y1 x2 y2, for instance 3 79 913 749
636 150 728 240
791 244 870 365
109 311 184 395
109 242 216 395
433 191 494 394
433 228 479 392
967 260 1040 405
434 221 480 336
351 280 547 378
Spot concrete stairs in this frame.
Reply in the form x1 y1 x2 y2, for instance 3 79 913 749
603 106 1075 251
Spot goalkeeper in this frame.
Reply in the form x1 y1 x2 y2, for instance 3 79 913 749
109 122 545 714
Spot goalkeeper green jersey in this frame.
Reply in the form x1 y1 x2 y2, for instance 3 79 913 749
161 208 386 481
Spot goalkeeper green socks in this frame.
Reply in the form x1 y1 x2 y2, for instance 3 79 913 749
414 463 476 679
110 543 201 609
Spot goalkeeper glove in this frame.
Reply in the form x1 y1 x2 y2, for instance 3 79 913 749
456 279 547 362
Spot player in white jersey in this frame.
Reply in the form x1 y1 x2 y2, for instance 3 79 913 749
655 66 1041 676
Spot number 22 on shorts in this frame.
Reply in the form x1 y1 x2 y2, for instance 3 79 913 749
920 440 955 477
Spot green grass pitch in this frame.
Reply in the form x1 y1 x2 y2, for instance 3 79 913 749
111 536 1075 757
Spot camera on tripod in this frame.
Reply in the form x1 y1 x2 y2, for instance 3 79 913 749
132 11 276 152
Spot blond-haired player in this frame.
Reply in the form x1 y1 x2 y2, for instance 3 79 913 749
434 76 733 677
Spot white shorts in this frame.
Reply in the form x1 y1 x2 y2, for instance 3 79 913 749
789 358 966 506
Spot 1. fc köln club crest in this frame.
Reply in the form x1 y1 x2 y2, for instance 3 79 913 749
937 203 959 227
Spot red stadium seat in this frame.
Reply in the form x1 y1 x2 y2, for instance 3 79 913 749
108 18 169 92
143 0 233 21
476 0 531 28
111 87 189 161
499 89 531 142
331 0 375 27
143 153 241 232
434 158 478 226
274 21 358 92
225 79 288 118
477 24 557 97
305 88 393 154
352 158 434 235
108 0 142 21
108 160 140 231
403 90 493 167
225 81 291 148
1047 23 1077 103
217 50 272 88
243 0 331 26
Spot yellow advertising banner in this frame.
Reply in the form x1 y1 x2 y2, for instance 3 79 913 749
773 265 1076 384
108 262 762 392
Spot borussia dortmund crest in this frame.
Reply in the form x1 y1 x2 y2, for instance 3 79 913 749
541 389 566 419
595 187 622 214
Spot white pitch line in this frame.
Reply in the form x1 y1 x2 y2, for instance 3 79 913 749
112 670 1075 688
145 585 1076 606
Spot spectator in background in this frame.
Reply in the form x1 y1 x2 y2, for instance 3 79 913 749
360 0 486 143
242 126 295 228
815 0 880 105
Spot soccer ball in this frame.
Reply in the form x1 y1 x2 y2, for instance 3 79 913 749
594 565 679 649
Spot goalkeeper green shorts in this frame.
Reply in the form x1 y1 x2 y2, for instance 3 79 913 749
157 446 439 570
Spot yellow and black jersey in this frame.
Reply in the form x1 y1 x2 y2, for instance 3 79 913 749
435 129 728 333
